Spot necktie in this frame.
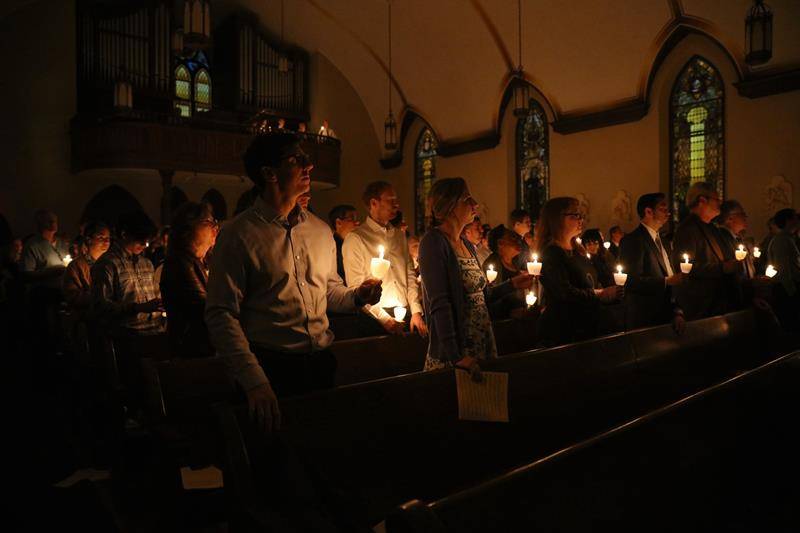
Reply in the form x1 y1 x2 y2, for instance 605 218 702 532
655 235 674 276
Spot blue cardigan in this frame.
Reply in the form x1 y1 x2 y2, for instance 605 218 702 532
418 228 516 363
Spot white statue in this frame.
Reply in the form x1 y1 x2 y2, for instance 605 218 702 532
765 175 793 215
611 190 632 223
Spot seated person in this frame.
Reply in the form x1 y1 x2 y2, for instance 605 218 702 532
581 228 614 287
482 225 530 319
535 197 622 347
160 202 218 358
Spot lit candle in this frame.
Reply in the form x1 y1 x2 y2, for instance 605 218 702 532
753 246 761 259
613 264 628 286
735 244 748 261
62 254 72 266
603 241 611 250
575 237 582 245
765 265 778 278
370 244 391 280
526 253 542 276
393 306 407 322
680 253 693 274
486 264 498 283
161 311 168 318
525 290 537 307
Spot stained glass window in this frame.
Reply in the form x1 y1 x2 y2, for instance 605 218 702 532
670 56 724 222
515 98 550 222
195 68 211 113
414 128 438 235
175 65 192 117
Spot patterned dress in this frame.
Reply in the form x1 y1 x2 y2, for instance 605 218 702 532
424 255 498 370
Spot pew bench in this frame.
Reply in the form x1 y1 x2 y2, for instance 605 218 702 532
385 350 800 532
217 309 785 531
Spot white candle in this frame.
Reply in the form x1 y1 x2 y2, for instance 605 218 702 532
753 246 761 259
526 253 542 276
370 244 391 279
525 291 537 307
393 306 407 322
613 264 627 286
575 237 582 245
680 253 693 274
62 254 72 266
486 264 498 283
735 244 748 261
603 241 611 250
161 311 168 318
765 265 777 278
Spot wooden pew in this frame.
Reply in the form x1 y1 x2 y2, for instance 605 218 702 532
217 309 784 531
332 334 428 386
385 350 800 532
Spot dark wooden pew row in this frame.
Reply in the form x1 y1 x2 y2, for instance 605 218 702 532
216 309 788 531
385 350 800 532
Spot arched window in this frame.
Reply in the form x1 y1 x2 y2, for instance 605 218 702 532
670 56 724 222
414 128 438 235
175 65 192 117
195 68 211 113
515 98 550 222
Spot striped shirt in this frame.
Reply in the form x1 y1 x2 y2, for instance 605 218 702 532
91 243 164 334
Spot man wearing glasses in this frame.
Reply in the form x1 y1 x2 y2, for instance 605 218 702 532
671 182 740 320
206 133 382 432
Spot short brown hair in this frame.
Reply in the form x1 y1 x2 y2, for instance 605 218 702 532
362 181 393 207
428 178 468 227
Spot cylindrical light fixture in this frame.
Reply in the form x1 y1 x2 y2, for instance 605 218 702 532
114 79 133 109
745 0 773 66
184 0 211 50
384 111 398 150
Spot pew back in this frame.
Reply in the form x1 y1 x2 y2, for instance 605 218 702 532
388 350 800 532
225 310 775 529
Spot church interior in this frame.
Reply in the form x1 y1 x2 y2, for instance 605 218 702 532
2 0 799 531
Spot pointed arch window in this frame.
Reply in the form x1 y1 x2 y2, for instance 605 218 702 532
174 64 192 117
515 98 550 221
195 68 211 113
670 56 725 222
414 128 438 235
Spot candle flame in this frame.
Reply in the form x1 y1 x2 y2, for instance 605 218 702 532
603 241 611 249
532 253 538 262
738 244 745 252
616 264 622 274
488 264 495 271
683 253 689 263
378 245 385 259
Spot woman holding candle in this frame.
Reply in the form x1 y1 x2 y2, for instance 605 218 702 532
481 226 532 319
534 197 622 347
580 228 615 287
419 178 531 374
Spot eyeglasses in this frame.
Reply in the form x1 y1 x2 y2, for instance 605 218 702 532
199 217 219 228
563 212 585 220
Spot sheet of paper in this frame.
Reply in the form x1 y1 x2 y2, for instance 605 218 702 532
180 465 224 490
456 369 509 422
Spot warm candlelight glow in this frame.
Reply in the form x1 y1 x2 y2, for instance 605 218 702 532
683 253 689 263
753 246 761 259
62 254 72 266
526 253 542 276
575 237 582 245
525 291 537 307
603 241 611 249
735 244 747 261
486 264 498 283
680 253 693 274
370 245 391 279
393 306 407 322
613 265 627 286
765 265 777 278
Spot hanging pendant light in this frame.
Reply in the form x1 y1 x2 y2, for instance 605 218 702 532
384 0 398 150
183 0 211 51
512 0 531 116
745 0 773 66
278 0 289 73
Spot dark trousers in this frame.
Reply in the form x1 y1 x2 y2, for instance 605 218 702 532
251 346 337 398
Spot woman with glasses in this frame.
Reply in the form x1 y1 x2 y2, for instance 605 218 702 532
534 198 622 347
161 202 218 358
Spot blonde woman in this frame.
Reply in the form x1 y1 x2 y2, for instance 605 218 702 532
418 178 532 373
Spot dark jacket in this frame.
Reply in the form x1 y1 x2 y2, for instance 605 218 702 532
419 229 515 363
160 252 214 358
671 213 733 320
334 233 346 284
619 224 680 329
537 244 618 346
481 253 526 319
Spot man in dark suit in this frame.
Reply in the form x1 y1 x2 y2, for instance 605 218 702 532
671 182 740 320
619 193 685 331
716 200 758 309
